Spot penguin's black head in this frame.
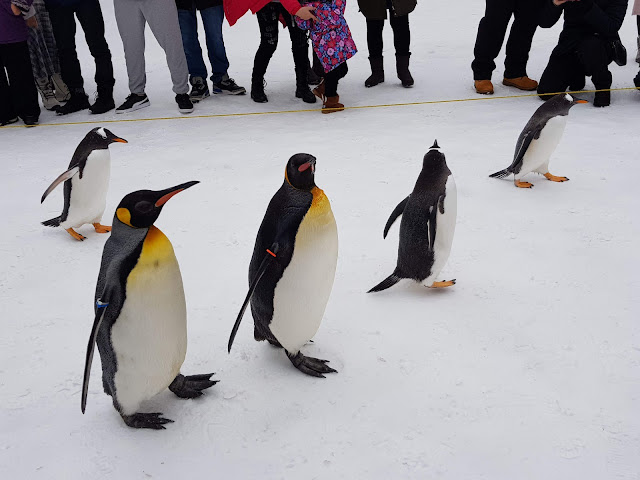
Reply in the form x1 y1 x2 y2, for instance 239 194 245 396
115 181 199 228
546 94 589 115
285 153 316 191
423 139 447 169
88 127 128 147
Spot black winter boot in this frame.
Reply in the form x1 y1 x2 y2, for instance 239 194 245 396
251 77 268 103
90 87 115 114
306 57 321 85
295 68 316 103
365 57 384 88
57 89 90 115
592 69 612 107
396 54 414 88
634 70 640 89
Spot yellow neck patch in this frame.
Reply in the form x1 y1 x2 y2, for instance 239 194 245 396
135 225 175 268
116 208 133 227
306 186 332 220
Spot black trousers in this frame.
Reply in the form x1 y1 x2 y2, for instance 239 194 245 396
538 35 613 98
252 3 309 82
0 42 40 122
46 0 114 94
471 0 539 80
366 12 410 59
324 63 348 97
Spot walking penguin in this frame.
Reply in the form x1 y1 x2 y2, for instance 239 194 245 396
41 127 127 240
369 141 457 293
228 154 339 378
489 94 587 188
81 181 217 429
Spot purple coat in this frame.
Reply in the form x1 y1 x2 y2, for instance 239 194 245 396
1 0 33 44
295 0 357 73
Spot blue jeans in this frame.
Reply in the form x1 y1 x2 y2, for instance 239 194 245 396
177 6 229 84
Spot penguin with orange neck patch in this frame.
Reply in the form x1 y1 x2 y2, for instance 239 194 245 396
81 181 217 429
228 154 339 378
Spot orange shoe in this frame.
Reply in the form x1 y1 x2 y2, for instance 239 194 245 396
474 79 494 95
322 95 344 114
503 76 538 91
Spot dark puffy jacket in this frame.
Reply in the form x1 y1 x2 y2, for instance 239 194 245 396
539 0 628 56
176 0 222 10
357 0 416 20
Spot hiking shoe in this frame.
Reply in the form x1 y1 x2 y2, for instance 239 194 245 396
57 91 90 115
1 117 19 126
189 76 210 102
251 78 268 103
90 93 115 114
36 78 61 111
116 93 150 114
212 76 246 95
176 93 194 114
474 80 494 95
503 76 538 91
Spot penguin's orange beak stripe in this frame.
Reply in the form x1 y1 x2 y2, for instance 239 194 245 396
113 138 128 143
155 189 184 207
298 162 312 172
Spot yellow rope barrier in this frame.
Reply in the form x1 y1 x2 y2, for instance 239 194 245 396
1 87 637 129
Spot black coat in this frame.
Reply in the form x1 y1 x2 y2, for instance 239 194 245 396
357 0 417 20
175 0 222 10
539 0 628 56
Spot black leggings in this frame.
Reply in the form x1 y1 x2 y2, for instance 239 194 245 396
0 42 40 122
324 63 348 97
366 13 410 59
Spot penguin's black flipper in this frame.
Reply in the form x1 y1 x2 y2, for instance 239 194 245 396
228 245 278 353
81 295 111 414
368 268 404 293
496 127 543 178
41 166 79 203
489 169 511 179
383 195 410 239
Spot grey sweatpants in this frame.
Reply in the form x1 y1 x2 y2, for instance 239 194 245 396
113 0 189 95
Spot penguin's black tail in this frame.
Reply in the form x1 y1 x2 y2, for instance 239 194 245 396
489 169 511 179
42 216 61 227
368 269 403 293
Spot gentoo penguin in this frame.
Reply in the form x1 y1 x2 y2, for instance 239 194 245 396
228 154 338 378
489 94 588 188
41 127 127 241
81 181 217 429
369 141 457 293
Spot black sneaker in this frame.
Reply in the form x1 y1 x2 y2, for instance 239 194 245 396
22 115 39 126
176 93 194 114
212 76 246 95
116 93 150 114
1 117 18 126
57 91 90 115
189 76 210 102
90 94 115 114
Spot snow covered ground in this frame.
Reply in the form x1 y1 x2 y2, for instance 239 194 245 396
1 1 639 478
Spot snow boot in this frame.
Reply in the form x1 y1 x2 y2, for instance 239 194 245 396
396 54 414 88
365 57 384 88
634 70 640 89
592 70 612 107
251 76 268 103
36 77 61 111
90 87 115 114
295 67 316 103
322 95 344 114
51 73 70 102
312 78 325 101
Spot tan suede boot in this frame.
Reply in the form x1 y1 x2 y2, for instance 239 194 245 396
474 79 494 95
322 95 344 114
312 79 325 101
502 76 538 91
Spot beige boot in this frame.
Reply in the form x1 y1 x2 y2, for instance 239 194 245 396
322 95 344 114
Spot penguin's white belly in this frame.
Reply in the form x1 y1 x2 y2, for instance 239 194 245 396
517 116 566 178
62 150 111 228
270 205 338 353
111 253 187 415
423 176 457 285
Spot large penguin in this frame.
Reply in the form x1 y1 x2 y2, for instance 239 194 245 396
369 141 457 293
490 94 587 188
81 181 217 429
228 154 338 378
41 127 127 241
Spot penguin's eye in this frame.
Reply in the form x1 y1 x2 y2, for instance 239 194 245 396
135 201 154 214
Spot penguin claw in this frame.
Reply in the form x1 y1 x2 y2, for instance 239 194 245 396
169 373 218 399
121 412 174 430
286 351 338 377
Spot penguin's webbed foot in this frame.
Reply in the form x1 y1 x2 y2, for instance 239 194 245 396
543 172 569 183
169 373 218 399
430 279 456 288
93 223 112 233
121 412 173 430
514 180 534 189
65 228 86 241
286 351 337 378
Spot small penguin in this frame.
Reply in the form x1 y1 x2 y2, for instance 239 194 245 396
369 141 457 293
228 154 338 378
41 127 127 241
490 94 587 188
81 181 217 429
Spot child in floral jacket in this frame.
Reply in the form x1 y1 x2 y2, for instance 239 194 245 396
296 0 357 113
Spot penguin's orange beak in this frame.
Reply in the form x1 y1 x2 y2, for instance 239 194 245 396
155 181 199 207
575 100 588 104
113 137 128 143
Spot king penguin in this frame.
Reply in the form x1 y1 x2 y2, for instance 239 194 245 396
369 141 457 293
81 181 217 429
41 127 127 241
228 154 338 378
489 94 587 188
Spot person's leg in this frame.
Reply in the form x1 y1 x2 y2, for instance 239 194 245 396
3 42 41 122
365 19 385 87
503 0 538 82
322 63 347 113
0 46 18 123
114 0 147 95
284 7 314 102
577 35 612 106
471 0 514 80
390 12 413 86
200 5 229 84
45 3 83 91
75 0 114 95
251 3 279 102
537 52 574 100
177 7 208 79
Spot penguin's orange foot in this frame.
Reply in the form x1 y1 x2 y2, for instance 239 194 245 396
93 223 112 233
543 172 569 182
514 180 534 188
430 279 456 288
66 228 86 241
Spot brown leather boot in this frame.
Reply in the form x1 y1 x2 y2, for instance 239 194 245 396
474 80 494 95
503 76 538 91
322 95 344 114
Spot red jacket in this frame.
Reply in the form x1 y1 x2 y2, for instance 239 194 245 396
224 0 302 26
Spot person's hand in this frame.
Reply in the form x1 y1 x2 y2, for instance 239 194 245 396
11 3 21 15
26 16 38 28
295 6 317 21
